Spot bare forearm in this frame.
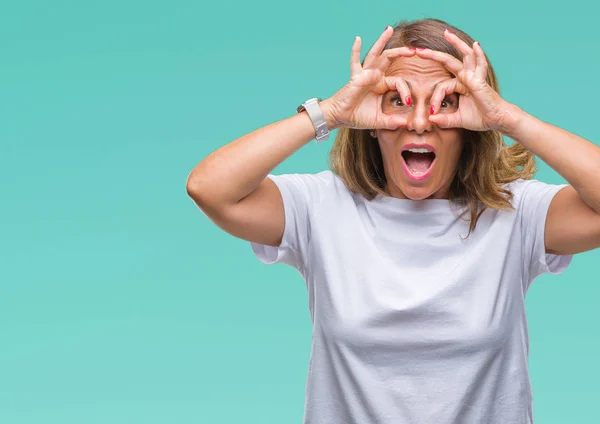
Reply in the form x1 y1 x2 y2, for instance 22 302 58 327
503 105 600 212
186 100 339 207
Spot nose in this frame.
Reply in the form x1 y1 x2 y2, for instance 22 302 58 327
405 102 433 134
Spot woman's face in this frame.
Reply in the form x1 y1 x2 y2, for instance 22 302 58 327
375 55 465 200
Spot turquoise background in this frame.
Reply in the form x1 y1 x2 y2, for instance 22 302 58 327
1 0 598 422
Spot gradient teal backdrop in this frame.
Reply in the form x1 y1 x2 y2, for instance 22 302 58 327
1 1 598 423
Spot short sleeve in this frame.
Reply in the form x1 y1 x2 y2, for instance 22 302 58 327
250 171 332 272
516 179 573 289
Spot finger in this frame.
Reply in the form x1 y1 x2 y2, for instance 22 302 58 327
429 112 462 129
350 36 362 76
429 78 468 114
473 41 488 81
463 50 476 73
444 29 472 59
378 113 408 130
429 79 457 115
383 76 412 108
373 47 416 72
414 48 463 76
363 26 394 68
444 30 475 71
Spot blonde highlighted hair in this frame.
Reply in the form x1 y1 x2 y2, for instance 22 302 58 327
328 18 536 237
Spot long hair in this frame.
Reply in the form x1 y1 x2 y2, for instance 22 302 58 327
328 18 536 237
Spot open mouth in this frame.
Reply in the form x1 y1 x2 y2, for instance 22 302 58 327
401 148 436 180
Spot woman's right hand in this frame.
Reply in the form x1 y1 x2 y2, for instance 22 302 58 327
325 26 416 130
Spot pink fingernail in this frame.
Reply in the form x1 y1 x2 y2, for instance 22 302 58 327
406 97 412 106
430 106 435 115
447 29 454 34
416 47 425 51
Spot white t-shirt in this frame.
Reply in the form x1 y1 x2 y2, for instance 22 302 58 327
250 170 573 424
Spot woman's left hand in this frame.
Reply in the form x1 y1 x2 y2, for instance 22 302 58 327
414 30 516 133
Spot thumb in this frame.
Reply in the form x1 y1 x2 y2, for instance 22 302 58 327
378 114 407 130
429 113 462 129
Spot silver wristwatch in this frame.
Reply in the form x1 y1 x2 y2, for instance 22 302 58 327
297 97 330 143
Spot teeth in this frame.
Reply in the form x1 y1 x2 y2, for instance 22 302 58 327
407 147 432 153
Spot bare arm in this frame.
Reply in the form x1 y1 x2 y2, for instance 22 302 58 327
186 28 415 247
186 100 340 246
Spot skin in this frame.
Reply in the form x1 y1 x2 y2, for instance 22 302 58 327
374 56 464 200
348 26 600 255
411 30 600 256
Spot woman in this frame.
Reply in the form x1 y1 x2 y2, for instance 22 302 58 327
186 18 600 424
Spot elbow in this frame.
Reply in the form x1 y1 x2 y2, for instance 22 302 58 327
185 172 207 205
186 163 239 212
185 175 198 197
185 171 226 213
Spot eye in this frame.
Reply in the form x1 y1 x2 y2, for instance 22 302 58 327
390 96 406 107
441 96 456 108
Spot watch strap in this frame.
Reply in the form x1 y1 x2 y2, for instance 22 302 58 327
298 98 330 143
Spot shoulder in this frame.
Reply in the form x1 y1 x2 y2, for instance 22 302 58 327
503 177 537 194
268 170 342 195
265 170 348 213
504 178 555 205
269 169 336 184
503 177 569 215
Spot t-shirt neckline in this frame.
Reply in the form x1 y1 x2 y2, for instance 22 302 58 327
371 193 467 214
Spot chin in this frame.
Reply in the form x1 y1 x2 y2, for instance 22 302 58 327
399 183 438 200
